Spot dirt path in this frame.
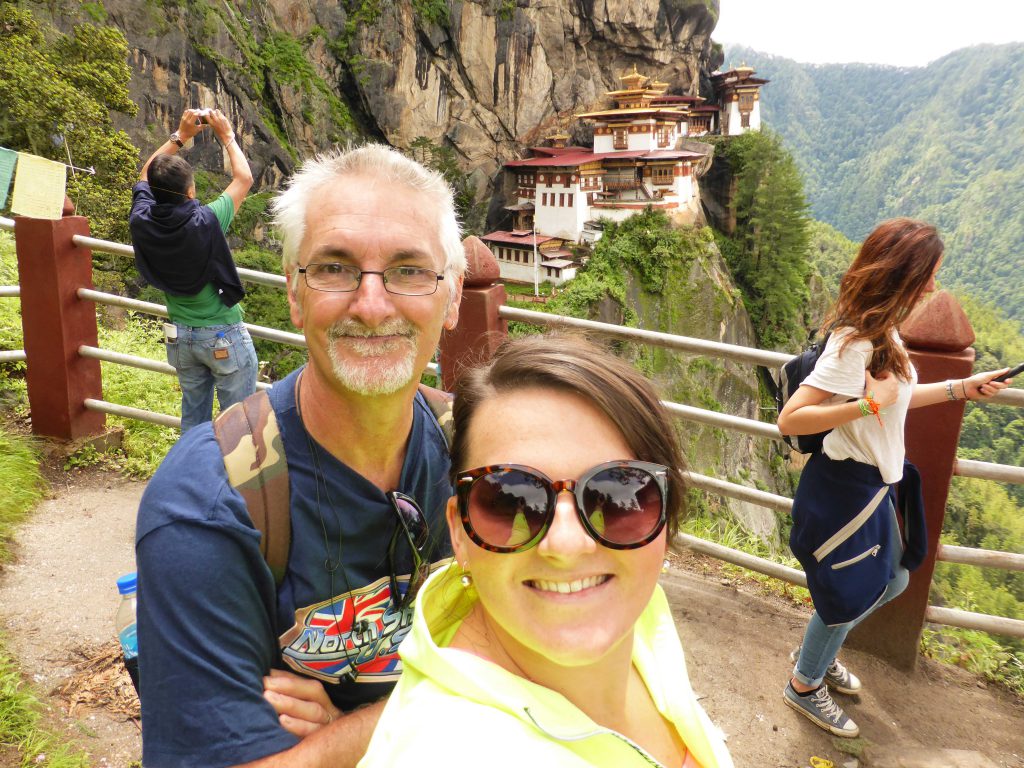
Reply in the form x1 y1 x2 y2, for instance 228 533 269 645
0 469 143 767
0 469 1021 768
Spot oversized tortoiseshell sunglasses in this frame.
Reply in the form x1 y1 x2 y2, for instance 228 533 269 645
455 460 668 553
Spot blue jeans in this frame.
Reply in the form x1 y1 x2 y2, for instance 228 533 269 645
165 322 258 432
793 500 910 688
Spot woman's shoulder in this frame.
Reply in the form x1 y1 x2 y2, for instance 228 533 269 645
825 327 873 358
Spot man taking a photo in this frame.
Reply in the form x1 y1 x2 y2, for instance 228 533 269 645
129 107 258 431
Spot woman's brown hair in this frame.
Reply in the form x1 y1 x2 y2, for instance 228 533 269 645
823 218 943 379
449 334 688 536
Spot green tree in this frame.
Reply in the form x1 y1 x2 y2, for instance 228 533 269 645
407 136 487 236
716 130 811 348
0 4 138 242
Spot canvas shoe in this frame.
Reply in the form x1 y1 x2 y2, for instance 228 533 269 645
789 646 863 695
783 682 860 738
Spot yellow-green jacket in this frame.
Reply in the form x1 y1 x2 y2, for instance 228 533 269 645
359 563 734 768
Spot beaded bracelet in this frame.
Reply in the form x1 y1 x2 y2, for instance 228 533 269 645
858 393 884 426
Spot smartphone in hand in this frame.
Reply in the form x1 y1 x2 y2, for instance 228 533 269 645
993 362 1024 383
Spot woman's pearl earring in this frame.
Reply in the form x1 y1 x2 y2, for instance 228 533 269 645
460 564 473 588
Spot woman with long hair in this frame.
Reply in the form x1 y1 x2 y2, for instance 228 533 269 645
358 334 733 767
777 218 1011 737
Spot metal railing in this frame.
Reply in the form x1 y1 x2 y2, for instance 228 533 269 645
499 305 1024 639
4 215 1024 641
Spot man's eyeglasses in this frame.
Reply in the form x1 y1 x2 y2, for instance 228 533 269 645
298 263 444 296
386 491 431 611
455 460 669 553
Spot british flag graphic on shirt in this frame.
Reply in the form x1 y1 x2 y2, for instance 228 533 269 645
279 574 415 684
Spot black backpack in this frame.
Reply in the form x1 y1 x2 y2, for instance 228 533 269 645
760 331 832 454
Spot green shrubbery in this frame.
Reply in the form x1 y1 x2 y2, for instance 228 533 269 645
0 5 139 242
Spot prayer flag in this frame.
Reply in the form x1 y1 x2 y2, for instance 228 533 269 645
0 148 16 209
11 152 66 220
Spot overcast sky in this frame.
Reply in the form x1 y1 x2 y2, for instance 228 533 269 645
713 0 1024 67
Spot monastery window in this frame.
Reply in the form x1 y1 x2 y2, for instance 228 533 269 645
613 128 627 149
739 92 754 112
542 192 548 206
656 126 671 147
559 193 565 207
568 193 574 207
652 167 674 185
741 111 750 128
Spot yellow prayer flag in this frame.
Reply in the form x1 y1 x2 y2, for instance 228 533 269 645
11 153 66 220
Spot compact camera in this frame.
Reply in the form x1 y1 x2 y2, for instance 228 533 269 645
197 108 213 125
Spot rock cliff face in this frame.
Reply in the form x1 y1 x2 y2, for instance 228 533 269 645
84 0 721 204
599 238 785 542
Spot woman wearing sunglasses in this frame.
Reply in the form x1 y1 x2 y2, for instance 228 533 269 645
358 334 733 768
777 218 1011 738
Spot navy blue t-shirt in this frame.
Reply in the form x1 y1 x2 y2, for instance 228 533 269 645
135 367 453 768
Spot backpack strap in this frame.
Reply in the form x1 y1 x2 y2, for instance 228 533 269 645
417 383 454 449
212 384 451 587
213 390 291 586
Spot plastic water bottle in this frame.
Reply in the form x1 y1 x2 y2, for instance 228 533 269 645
115 572 139 693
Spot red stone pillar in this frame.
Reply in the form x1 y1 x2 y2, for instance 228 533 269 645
14 215 105 439
847 291 975 669
439 236 508 390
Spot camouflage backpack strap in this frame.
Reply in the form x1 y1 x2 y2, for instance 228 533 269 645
417 383 454 449
213 390 291 585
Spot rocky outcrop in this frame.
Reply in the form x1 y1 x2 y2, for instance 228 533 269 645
56 0 722 214
589 232 787 542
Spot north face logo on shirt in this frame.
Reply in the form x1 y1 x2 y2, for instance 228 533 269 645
279 574 414 684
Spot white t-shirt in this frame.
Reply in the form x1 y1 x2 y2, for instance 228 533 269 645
802 327 916 484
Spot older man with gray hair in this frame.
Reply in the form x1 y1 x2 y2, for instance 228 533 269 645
135 144 465 768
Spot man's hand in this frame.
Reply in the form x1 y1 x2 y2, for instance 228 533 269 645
866 369 900 407
264 669 342 739
176 108 205 144
203 108 236 147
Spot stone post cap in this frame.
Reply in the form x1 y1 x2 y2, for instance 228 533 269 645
62 196 76 216
462 235 500 288
900 290 975 352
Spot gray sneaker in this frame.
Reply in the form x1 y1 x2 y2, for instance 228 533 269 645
789 646 863 695
783 682 860 737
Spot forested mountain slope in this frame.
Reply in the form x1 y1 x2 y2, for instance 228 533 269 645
725 43 1024 326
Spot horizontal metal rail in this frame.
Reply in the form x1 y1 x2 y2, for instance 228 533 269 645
674 533 1024 638
671 533 807 587
498 305 792 367
79 343 436 382
0 350 26 363
664 401 781 441
683 470 793 513
72 234 289 289
238 266 287 288
78 345 272 391
937 543 1024 572
0 286 20 298
989 387 1024 408
73 234 133 257
953 458 1024 485
77 288 307 347
925 605 1024 639
0 216 13 231
84 397 180 429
